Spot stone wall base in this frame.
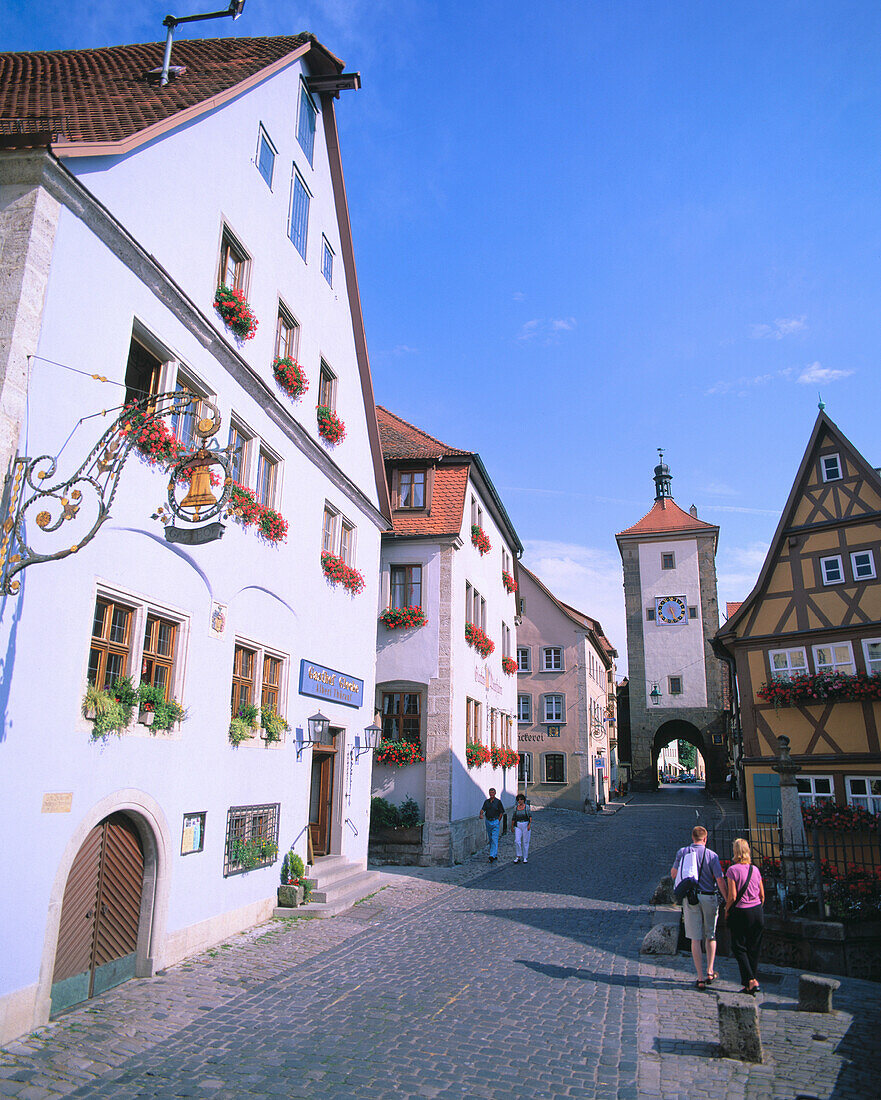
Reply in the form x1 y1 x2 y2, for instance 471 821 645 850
763 915 881 980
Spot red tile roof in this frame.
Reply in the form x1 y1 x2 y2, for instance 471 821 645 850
726 601 743 620
0 35 340 153
616 498 717 538
376 406 471 460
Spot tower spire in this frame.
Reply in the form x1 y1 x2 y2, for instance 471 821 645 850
654 448 673 502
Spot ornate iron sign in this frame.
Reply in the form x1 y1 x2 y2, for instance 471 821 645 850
0 390 236 595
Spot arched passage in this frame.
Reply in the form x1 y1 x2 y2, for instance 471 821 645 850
651 719 707 789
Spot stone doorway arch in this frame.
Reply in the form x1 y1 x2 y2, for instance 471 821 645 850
651 719 708 789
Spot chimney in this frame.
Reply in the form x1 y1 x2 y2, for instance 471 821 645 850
689 504 698 518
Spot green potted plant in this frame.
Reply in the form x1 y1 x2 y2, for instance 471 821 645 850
137 682 186 732
261 707 290 743
278 850 307 907
229 703 260 745
83 677 138 740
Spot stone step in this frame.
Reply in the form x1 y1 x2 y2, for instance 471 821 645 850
308 858 368 893
309 866 381 903
302 870 384 917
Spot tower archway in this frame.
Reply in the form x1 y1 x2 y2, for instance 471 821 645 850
651 720 708 788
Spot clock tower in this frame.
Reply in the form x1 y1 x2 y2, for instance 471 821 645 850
615 454 727 790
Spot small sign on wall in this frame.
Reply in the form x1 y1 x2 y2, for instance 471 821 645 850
547 725 561 738
41 792 73 813
712 733 724 746
181 811 206 855
210 602 227 640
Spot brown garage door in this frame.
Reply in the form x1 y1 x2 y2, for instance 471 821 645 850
51 812 145 1014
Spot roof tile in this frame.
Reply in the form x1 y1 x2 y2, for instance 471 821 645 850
616 498 717 538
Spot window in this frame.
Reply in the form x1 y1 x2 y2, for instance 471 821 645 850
256 126 276 187
820 555 844 585
321 237 334 286
318 361 336 410
813 642 855 675
218 227 249 291
502 622 511 659
541 647 563 672
796 775 833 806
228 420 252 485
224 803 280 876
490 708 498 748
519 597 526 616
517 647 531 672
661 552 675 570
769 647 808 681
851 550 876 581
689 606 698 619
821 453 842 482
275 305 299 361
322 505 338 554
466 583 486 631
398 469 426 509
170 373 208 450
544 753 566 783
231 644 256 715
646 608 656 621
390 564 422 609
124 337 163 405
381 692 421 744
517 694 532 723
261 654 282 713
322 503 356 563
863 639 881 675
297 85 317 164
542 694 564 723
141 614 177 700
466 697 482 744
518 752 533 784
288 170 311 259
88 597 133 689
338 518 355 565
255 447 278 507
668 676 683 696
470 496 483 530
846 776 881 814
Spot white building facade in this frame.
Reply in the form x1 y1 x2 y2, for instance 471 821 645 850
0 35 390 1043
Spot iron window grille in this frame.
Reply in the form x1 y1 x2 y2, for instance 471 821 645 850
223 803 280 876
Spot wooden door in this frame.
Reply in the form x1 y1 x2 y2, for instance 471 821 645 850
309 750 335 855
51 813 144 1014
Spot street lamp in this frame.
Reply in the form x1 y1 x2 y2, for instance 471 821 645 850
295 711 334 759
650 683 662 706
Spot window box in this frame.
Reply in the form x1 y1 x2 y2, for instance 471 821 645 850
374 740 425 767
465 622 495 658
502 656 518 675
471 524 491 555
502 570 517 594
226 483 288 544
757 671 881 707
214 285 258 341
317 405 346 445
802 801 881 832
379 606 428 630
272 356 309 401
321 550 365 594
120 403 179 468
466 743 492 768
491 747 519 770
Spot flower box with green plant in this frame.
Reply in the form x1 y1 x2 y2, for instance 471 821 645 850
502 656 518 675
465 621 495 658
491 746 520 770
261 707 290 743
83 678 138 739
502 570 517 594
321 550 365 594
379 605 428 630
466 742 492 768
374 740 425 766
802 801 881 832
229 836 277 871
317 405 346 444
136 682 186 732
471 524 491 555
119 403 179 468
229 703 260 746
214 285 259 341
757 671 881 708
272 357 309 401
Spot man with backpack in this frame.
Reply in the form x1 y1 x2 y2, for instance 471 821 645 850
671 825 726 990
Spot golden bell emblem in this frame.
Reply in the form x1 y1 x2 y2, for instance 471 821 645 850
179 463 217 516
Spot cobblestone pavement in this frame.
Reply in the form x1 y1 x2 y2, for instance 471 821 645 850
2 790 880 1098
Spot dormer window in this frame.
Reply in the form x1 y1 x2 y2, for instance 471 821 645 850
821 453 842 482
400 470 425 509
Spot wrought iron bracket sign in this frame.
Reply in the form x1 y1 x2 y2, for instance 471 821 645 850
0 390 236 595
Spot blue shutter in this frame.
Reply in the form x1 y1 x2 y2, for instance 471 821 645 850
752 773 781 823
297 92 316 164
257 133 275 187
289 173 310 259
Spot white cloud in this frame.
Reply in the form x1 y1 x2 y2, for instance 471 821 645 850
521 540 627 673
390 345 418 356
797 361 854 385
697 481 739 497
716 542 771 609
517 317 577 343
512 292 525 301
749 315 807 340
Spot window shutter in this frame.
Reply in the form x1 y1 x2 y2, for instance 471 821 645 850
752 773 781 823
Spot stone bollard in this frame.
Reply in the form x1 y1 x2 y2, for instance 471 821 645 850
640 921 678 955
799 974 840 1013
717 992 763 1063
650 876 675 905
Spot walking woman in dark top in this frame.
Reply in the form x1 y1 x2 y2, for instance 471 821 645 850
511 794 531 863
725 838 765 995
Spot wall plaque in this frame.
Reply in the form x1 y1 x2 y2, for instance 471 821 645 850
41 792 72 813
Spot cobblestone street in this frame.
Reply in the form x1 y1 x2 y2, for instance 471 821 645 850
2 790 881 1099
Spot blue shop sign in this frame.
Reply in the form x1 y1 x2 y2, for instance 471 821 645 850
299 659 363 709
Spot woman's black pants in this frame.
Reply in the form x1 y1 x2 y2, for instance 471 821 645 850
728 905 764 987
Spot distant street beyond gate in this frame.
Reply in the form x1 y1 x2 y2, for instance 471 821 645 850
2 791 880 1099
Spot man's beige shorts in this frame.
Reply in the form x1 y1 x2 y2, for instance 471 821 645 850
682 893 719 941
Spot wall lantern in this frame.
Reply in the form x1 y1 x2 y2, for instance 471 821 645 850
650 683 662 706
352 722 382 761
295 711 335 759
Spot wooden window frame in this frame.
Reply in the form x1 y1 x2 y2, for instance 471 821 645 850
232 640 288 726
821 453 842 482
820 555 844 585
812 642 855 675
381 692 422 745
543 752 566 784
231 643 256 716
228 418 253 487
518 751 533 784
390 564 422 610
318 361 336 411
217 226 250 293
661 551 676 570
141 614 178 701
88 597 134 691
395 468 429 511
256 446 279 508
851 550 876 581
275 304 300 361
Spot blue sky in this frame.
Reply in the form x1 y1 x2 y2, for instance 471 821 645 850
6 0 881 671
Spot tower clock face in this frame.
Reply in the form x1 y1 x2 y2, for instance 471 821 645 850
656 596 687 624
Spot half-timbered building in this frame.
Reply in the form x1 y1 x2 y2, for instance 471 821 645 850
714 411 881 828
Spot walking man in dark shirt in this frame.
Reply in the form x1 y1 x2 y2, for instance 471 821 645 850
479 787 504 862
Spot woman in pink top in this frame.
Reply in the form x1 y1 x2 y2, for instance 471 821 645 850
724 838 765 995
